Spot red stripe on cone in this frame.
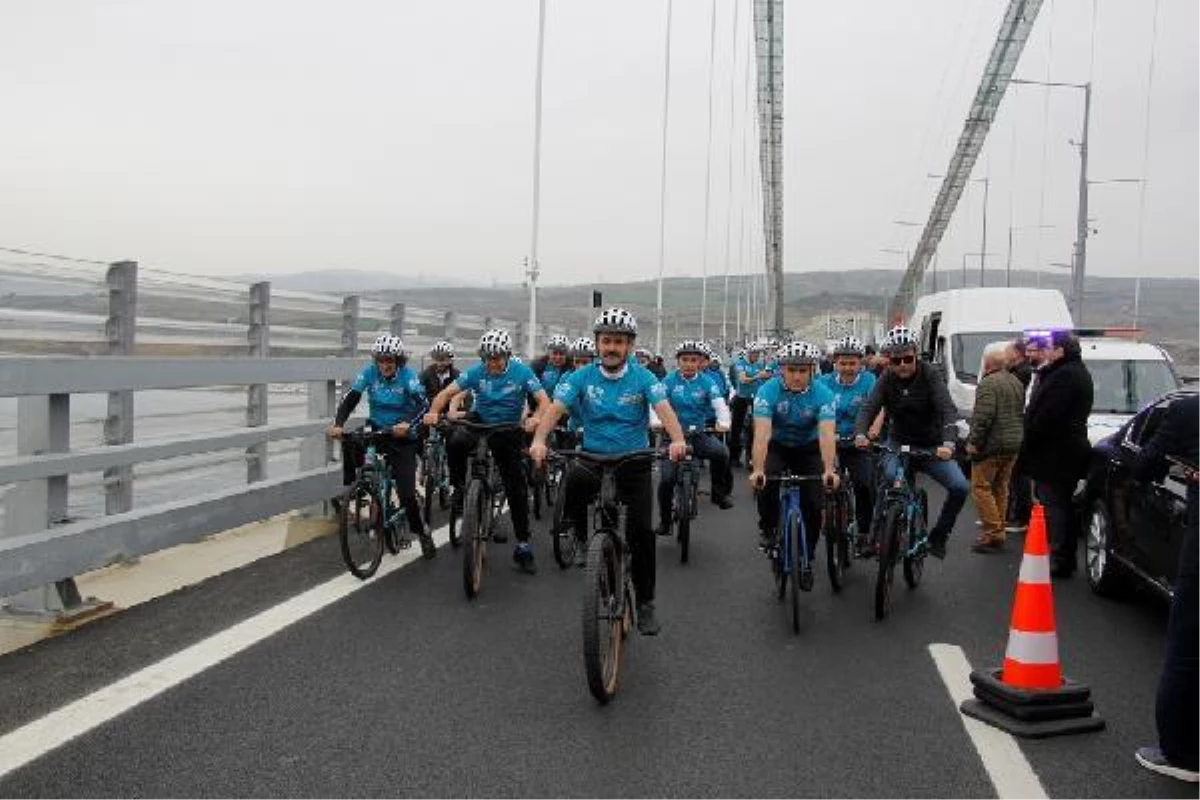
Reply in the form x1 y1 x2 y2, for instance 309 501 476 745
1002 658 1062 689
1010 583 1057 633
1025 505 1050 555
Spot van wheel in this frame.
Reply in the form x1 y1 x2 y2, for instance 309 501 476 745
1085 499 1127 597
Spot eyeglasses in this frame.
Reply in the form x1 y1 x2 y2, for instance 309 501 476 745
891 355 917 366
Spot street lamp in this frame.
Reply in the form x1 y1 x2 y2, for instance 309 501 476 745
962 252 995 289
1011 77 1091 323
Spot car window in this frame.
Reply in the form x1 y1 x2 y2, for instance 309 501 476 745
951 332 1012 384
1088 359 1180 414
1126 403 1167 448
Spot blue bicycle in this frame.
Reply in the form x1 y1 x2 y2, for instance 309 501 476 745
870 443 933 620
763 472 827 634
337 427 414 579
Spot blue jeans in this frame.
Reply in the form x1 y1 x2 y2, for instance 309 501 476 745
1157 507 1198 770
879 444 968 535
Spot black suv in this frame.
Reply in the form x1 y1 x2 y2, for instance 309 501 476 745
1081 386 1196 599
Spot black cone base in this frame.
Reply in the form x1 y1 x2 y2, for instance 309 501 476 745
961 668 1105 738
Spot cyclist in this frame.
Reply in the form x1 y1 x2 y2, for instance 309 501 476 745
538 334 573 395
530 307 687 635
702 345 731 401
730 341 773 468
420 340 460 400
819 335 878 556
854 325 966 560
327 334 436 559
749 342 839 574
567 336 594 368
423 328 550 574
652 340 734 537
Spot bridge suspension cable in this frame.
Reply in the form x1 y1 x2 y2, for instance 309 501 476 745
699 0 718 341
654 0 675 355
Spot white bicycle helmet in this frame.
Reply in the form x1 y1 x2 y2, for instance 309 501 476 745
709 351 723 367
478 328 513 357
776 340 822 366
570 336 596 358
832 336 866 357
882 325 918 354
430 340 455 358
675 339 706 358
371 334 405 358
593 306 638 338
546 334 571 353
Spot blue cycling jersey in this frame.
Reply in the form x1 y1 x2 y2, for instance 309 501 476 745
819 370 877 438
752 376 835 447
733 357 775 398
350 364 427 428
541 364 568 396
554 363 668 453
705 365 730 399
456 359 544 424
663 370 721 431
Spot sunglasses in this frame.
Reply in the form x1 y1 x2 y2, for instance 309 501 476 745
890 355 917 366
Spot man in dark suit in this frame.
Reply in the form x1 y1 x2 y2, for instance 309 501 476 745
1133 392 1198 783
1019 330 1093 577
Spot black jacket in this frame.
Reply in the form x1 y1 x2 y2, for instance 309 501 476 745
1020 353 1094 485
1010 360 1033 391
855 361 957 447
420 363 459 402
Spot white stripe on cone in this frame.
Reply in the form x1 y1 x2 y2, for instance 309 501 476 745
1004 629 1060 665
1017 553 1051 585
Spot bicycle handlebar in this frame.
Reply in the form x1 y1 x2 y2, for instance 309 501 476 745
556 448 667 468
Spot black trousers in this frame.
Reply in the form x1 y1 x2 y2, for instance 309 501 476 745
340 432 425 536
1156 502 1198 770
565 459 656 604
1006 455 1033 527
657 432 731 523
1035 479 1078 572
447 426 531 541
729 396 754 463
757 440 824 555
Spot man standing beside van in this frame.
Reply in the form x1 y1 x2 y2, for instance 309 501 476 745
967 344 1025 552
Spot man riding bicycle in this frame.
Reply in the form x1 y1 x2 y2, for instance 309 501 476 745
819 335 877 556
328 334 436 559
530 307 687 636
423 328 550 574
854 325 967 560
538 334 573 395
420 340 460 400
652 340 735 537
749 342 839 571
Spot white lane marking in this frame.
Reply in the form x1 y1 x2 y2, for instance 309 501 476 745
929 643 1048 800
0 523 450 780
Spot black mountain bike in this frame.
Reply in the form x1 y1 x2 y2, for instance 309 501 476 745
337 428 414 579
559 447 664 704
869 443 933 620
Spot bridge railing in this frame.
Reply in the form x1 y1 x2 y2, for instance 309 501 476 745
0 259 568 614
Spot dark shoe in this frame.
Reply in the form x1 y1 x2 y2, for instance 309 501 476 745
419 532 437 559
798 565 814 592
513 542 537 575
928 527 948 560
971 534 1004 554
573 537 588 568
712 493 734 510
491 522 509 543
636 602 661 636
450 488 464 516
1135 747 1199 783
758 528 777 552
330 496 343 515
1050 563 1076 579
655 519 672 537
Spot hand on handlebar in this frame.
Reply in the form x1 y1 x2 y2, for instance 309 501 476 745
854 434 870 450
392 422 411 439
749 470 766 491
823 468 840 491
327 425 344 440
935 445 953 461
529 440 548 468
715 422 730 433
668 440 688 462
522 416 540 433
421 412 440 427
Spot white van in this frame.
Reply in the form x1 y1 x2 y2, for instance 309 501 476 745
909 287 1074 417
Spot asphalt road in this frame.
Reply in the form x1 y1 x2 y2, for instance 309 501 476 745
0 470 1191 798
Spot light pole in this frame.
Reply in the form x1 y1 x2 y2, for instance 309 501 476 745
1006 223 1056 287
976 177 990 287
1012 78 1090 323
961 252 994 289
525 0 548 358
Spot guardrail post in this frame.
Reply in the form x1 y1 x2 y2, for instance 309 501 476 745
104 261 136 516
515 321 527 358
246 282 270 483
301 379 337 516
342 296 360 357
540 323 550 348
442 310 457 344
390 303 406 337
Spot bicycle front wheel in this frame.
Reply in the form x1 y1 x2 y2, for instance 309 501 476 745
551 479 579 569
461 481 488 599
825 493 845 593
788 512 803 634
338 484 384 580
676 483 691 565
422 462 436 525
582 532 624 704
904 490 928 589
874 505 903 620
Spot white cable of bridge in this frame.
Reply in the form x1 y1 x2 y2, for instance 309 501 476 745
698 0 719 341
734 0 755 350
719 0 743 350
653 0 675 356
1032 0 1057 289
1132 0 1161 327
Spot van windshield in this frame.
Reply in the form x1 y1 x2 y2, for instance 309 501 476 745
951 332 1015 384
1085 359 1179 414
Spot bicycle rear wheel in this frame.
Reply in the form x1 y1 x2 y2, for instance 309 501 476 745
874 505 902 620
338 484 384 580
788 512 803 633
676 481 691 564
825 493 845 592
582 532 624 704
461 480 488 599
422 463 436 524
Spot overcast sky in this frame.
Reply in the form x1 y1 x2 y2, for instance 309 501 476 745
1 0 1196 287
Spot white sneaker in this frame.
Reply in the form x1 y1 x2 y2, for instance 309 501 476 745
1136 747 1199 783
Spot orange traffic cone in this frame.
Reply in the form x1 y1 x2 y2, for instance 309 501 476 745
1001 504 1062 689
959 502 1105 738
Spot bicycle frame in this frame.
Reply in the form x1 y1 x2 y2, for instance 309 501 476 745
348 430 405 535
875 445 934 558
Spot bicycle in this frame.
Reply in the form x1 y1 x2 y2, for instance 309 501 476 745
440 419 523 600
336 427 415 579
823 438 868 592
663 426 719 564
420 425 453 541
868 443 933 621
761 472 827 634
558 447 664 704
